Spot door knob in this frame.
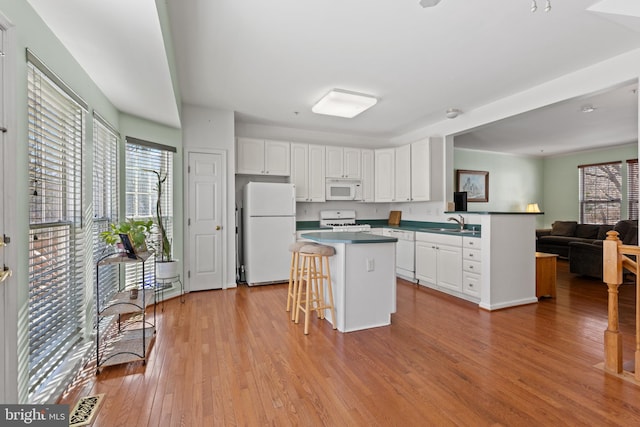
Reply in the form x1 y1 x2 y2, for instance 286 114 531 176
216 225 221 231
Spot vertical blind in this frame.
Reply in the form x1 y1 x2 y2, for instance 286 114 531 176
125 138 174 287
628 159 638 221
27 58 85 397
93 115 119 307
578 161 622 225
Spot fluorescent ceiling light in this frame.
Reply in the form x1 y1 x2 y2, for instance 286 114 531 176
312 89 378 118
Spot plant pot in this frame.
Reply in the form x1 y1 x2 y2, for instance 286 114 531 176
156 260 179 279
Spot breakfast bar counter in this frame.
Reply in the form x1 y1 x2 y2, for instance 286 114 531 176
301 232 398 332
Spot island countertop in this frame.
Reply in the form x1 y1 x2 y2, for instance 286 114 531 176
300 231 398 244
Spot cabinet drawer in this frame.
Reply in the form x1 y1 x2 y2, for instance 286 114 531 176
463 248 481 261
463 272 481 297
462 237 481 249
462 259 481 274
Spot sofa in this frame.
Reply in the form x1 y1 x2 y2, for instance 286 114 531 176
535 221 614 259
536 220 638 279
568 220 637 279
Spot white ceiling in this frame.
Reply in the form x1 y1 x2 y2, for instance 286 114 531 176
26 0 640 156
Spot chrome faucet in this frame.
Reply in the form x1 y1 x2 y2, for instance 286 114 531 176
447 214 465 230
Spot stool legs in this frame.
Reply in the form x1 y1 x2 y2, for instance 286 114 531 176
294 253 336 335
286 250 299 320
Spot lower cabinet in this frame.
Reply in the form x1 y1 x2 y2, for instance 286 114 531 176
415 232 462 291
416 232 481 302
462 237 482 298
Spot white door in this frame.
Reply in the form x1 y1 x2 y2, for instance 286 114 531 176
188 151 224 291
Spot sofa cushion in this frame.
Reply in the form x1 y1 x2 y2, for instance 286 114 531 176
538 236 595 245
575 224 600 239
550 221 578 236
623 225 638 245
614 220 638 241
597 225 614 240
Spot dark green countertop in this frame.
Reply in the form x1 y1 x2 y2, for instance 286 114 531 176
300 232 398 244
297 219 481 237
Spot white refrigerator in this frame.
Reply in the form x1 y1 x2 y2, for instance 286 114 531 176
243 182 296 285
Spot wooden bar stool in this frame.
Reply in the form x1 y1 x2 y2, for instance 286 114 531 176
286 241 315 320
295 244 337 335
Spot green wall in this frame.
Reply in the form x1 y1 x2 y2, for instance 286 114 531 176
542 143 637 228
453 148 544 225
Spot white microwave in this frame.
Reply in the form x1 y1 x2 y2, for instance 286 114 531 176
326 179 362 201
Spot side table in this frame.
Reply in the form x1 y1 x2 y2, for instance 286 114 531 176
535 252 558 299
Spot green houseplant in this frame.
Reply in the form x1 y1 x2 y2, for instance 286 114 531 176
145 169 178 278
99 218 153 254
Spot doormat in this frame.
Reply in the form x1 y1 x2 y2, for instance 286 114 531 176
69 393 104 426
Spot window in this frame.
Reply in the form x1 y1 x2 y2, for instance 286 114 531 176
93 114 119 307
579 161 622 224
628 159 638 221
27 52 87 397
125 137 175 283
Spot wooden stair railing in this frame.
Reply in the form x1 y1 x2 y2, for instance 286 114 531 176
602 230 640 380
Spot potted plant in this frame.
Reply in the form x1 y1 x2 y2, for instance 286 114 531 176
145 169 178 279
99 218 153 255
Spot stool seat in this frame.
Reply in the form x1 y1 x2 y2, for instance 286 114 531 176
300 244 335 256
289 241 309 252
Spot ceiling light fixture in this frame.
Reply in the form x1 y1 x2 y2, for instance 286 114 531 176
312 89 378 118
419 0 442 7
445 108 461 119
531 0 552 12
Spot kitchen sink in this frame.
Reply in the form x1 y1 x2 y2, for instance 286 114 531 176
424 228 480 234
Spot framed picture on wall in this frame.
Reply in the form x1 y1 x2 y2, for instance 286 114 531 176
456 169 489 202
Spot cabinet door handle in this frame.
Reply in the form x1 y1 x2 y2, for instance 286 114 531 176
216 225 222 231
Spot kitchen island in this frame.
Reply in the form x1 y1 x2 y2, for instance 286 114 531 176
300 232 398 332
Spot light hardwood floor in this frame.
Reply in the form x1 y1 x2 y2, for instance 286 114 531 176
60 261 640 426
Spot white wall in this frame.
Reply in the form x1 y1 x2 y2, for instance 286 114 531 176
181 104 236 288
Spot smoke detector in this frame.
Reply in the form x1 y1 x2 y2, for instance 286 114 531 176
419 0 442 7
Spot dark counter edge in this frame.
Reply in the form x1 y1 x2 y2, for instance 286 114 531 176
301 232 398 244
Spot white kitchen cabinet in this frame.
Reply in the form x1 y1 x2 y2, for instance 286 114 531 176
415 232 462 293
462 237 481 298
374 148 394 202
237 137 290 176
411 139 430 201
394 144 411 202
361 149 375 202
290 143 325 202
326 146 361 179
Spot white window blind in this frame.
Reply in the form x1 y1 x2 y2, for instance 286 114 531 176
27 57 85 397
125 138 174 286
93 114 119 307
579 161 622 225
628 159 638 221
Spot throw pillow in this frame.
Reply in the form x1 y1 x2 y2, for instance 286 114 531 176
575 224 600 239
550 221 577 237
597 225 614 240
623 225 638 246
614 220 636 241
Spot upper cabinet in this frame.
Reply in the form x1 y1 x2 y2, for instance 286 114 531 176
290 143 325 202
374 148 395 202
326 146 361 179
410 139 431 202
236 137 290 176
361 149 375 203
375 140 431 202
394 144 411 202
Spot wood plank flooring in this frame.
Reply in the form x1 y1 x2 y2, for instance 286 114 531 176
59 260 640 426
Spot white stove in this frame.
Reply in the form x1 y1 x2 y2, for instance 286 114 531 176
319 210 371 232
